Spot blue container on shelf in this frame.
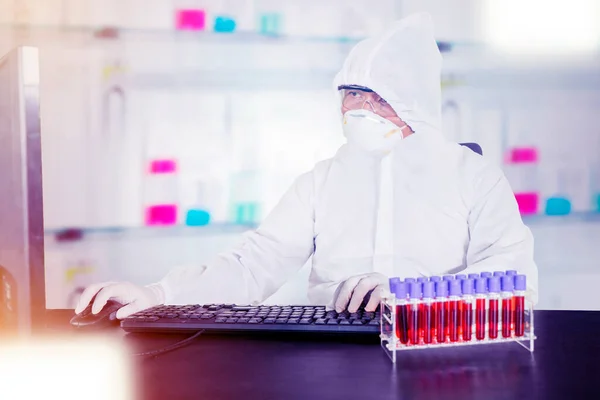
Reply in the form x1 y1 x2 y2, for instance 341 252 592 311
545 197 571 216
214 16 236 33
259 13 281 35
185 209 211 226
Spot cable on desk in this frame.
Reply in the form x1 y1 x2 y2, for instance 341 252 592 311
132 330 205 358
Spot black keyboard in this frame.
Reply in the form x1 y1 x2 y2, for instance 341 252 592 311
121 304 381 335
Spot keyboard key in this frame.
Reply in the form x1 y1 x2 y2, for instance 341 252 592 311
327 319 339 325
215 318 227 323
263 318 275 324
315 319 327 325
340 320 351 325
352 320 364 325
230 306 252 311
369 320 379 325
225 318 238 323
299 318 312 324
249 318 263 324
275 318 288 324
288 318 300 324
238 318 251 323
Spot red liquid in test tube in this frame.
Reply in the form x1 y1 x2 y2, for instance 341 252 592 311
448 280 462 342
420 281 435 344
513 274 527 337
408 282 422 345
434 280 448 343
488 276 501 339
474 277 488 340
501 275 514 338
461 279 475 342
392 281 409 344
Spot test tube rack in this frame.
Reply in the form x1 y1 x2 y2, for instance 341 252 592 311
379 280 536 363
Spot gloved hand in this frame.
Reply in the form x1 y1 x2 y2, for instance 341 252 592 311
74 281 165 319
333 272 388 313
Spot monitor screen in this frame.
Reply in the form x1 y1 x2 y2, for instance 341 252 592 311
0 46 46 335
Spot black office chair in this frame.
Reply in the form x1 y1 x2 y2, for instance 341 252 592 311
459 142 483 156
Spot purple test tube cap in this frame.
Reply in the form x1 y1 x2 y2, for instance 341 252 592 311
423 281 434 299
417 277 428 283
395 281 407 299
480 272 492 278
488 276 501 293
501 275 514 292
462 278 474 295
389 277 400 293
506 270 518 276
443 275 454 281
409 282 422 299
493 271 505 277
468 273 479 280
436 280 449 297
449 279 462 296
514 274 527 291
475 277 487 294
455 274 467 281
404 278 416 284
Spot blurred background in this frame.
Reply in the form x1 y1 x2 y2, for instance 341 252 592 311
1 0 599 310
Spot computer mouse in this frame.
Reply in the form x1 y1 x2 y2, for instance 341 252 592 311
70 296 123 329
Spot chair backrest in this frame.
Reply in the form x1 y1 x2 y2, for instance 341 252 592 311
459 142 483 156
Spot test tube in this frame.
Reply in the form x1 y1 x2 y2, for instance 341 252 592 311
420 282 435 344
443 275 454 282
429 276 441 332
408 282 421 345
394 282 409 344
468 273 480 280
448 280 462 342
480 272 492 279
435 280 448 343
461 279 474 342
417 277 428 283
475 277 487 340
455 275 465 336
405 277 416 284
501 275 514 338
488 277 501 339
493 271 505 277
514 275 527 337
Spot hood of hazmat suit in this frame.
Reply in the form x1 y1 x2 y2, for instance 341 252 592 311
154 13 538 308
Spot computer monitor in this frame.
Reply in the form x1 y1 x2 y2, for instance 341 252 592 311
0 46 46 335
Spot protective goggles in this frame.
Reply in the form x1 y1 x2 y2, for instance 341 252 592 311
338 85 397 117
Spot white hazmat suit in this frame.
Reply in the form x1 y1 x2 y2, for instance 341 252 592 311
77 13 538 319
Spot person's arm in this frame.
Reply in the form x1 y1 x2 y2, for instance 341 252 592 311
156 171 316 306
462 163 539 302
76 171 316 317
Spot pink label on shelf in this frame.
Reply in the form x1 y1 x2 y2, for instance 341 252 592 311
145 205 178 225
175 9 206 31
149 159 177 174
514 192 539 215
506 147 539 164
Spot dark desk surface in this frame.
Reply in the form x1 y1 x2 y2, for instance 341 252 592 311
47 310 600 400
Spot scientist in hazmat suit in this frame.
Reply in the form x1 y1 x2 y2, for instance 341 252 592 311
76 13 538 318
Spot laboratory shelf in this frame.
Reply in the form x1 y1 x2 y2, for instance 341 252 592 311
522 211 600 225
44 223 258 239
0 23 462 51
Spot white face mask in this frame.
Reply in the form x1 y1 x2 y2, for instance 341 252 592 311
342 109 408 156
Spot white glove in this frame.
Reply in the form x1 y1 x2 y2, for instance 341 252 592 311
333 272 388 313
74 281 165 319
